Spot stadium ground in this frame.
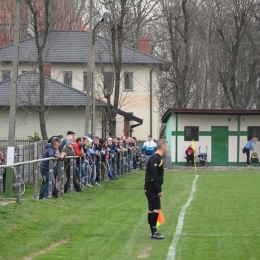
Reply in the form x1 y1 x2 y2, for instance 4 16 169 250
0 169 260 260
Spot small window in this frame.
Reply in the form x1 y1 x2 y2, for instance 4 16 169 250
1 70 11 81
22 71 27 74
63 71 72 86
248 126 260 140
103 72 114 91
184 126 199 141
124 72 133 90
83 72 88 91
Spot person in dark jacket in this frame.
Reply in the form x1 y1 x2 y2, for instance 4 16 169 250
39 139 65 199
92 137 104 186
62 141 82 193
144 139 168 240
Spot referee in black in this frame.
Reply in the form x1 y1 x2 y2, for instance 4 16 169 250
144 139 168 239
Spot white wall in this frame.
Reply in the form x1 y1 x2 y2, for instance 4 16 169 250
168 114 260 164
178 114 238 131
0 108 103 140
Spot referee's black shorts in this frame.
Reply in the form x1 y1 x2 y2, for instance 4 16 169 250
144 182 161 211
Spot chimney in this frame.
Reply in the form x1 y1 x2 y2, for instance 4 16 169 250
43 63 51 77
138 38 151 54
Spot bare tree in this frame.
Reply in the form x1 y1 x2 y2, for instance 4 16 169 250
206 0 260 109
25 0 50 140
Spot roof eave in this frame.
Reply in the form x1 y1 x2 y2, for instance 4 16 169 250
162 108 260 123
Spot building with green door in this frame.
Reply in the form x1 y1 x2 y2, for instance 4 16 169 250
162 108 260 166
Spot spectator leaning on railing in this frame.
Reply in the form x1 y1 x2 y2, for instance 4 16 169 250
62 140 83 193
92 137 104 186
39 138 66 199
60 130 76 151
83 136 93 187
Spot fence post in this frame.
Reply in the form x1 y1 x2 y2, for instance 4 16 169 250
98 156 101 183
18 145 24 180
16 165 21 204
114 153 117 176
33 162 38 200
48 160 53 198
79 157 82 187
92 156 96 185
119 153 122 175
69 158 74 192
60 160 64 195
130 150 133 171
109 155 112 179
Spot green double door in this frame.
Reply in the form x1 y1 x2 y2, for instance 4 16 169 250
211 126 228 166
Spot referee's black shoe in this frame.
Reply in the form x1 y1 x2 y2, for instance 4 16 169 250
151 232 165 239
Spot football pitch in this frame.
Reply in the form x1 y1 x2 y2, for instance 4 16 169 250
0 169 260 260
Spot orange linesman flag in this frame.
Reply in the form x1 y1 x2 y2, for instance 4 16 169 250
156 210 165 227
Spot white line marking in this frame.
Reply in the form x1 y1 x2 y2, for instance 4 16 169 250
181 233 260 237
167 174 199 260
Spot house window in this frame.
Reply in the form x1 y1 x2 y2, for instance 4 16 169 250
22 71 27 74
83 72 88 91
103 72 114 91
124 72 133 90
247 126 260 140
63 71 72 86
1 70 11 81
184 126 199 141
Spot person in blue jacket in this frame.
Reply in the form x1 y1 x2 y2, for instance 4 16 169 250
244 137 258 166
39 138 66 199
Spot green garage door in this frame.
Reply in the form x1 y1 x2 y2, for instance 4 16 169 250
211 126 228 166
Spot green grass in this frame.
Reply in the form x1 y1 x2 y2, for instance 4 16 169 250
0 170 260 260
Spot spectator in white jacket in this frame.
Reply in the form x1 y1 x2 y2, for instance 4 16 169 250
141 135 157 162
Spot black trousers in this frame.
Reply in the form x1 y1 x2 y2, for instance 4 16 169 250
186 154 194 166
64 167 81 192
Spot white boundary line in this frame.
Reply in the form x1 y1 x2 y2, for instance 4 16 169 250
167 174 199 260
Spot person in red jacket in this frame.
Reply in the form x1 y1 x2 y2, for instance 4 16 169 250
74 137 85 186
185 145 195 167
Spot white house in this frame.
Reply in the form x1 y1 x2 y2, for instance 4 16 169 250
162 108 260 166
0 31 165 140
0 71 143 140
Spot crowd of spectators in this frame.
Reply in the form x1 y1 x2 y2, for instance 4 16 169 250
39 131 141 199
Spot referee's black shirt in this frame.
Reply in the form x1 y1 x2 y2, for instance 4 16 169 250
145 153 164 193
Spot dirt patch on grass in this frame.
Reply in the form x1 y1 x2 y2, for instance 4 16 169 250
138 246 152 259
22 238 70 260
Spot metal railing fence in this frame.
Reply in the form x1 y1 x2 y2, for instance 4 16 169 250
0 150 142 203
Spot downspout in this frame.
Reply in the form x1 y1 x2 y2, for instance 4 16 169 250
237 114 241 166
175 114 178 165
150 67 156 136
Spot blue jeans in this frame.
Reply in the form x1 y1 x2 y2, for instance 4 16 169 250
39 168 49 199
145 155 151 162
86 164 92 184
81 162 86 184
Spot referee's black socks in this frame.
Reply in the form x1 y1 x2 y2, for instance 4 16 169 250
150 212 159 234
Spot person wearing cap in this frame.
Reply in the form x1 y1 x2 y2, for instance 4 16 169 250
60 131 76 151
62 141 83 193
